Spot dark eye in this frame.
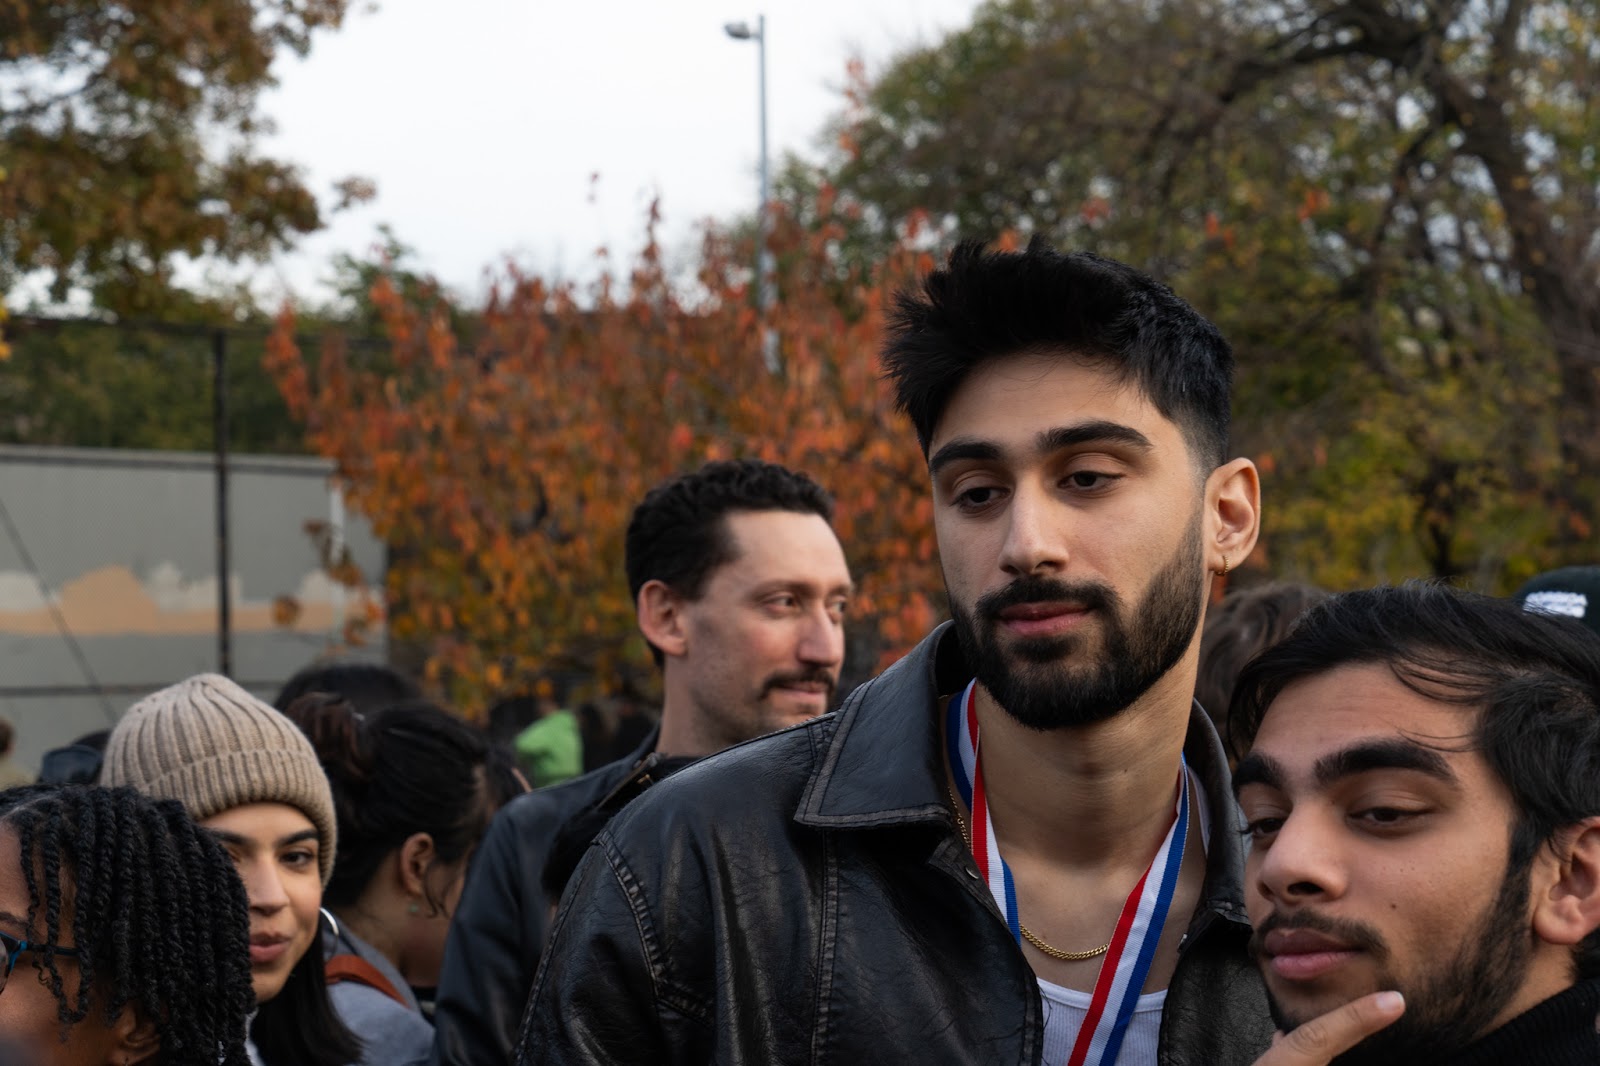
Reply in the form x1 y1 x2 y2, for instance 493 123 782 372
282 849 317 870
1241 817 1284 842
1352 807 1425 830
1066 471 1118 490
955 485 1001 509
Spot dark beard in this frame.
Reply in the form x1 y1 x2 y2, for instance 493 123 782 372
1256 858 1535 1066
947 510 1205 731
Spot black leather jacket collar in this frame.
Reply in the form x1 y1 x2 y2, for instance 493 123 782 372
800 621 1252 933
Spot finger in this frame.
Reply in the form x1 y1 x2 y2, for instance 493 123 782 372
1254 991 1405 1066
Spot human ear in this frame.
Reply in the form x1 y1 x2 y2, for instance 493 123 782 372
398 831 437 901
109 1004 162 1065
1531 817 1600 947
1205 457 1261 575
636 579 689 659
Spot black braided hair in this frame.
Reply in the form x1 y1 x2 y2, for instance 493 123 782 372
0 784 254 1066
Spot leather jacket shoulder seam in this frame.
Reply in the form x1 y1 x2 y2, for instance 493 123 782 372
796 677 874 819
599 832 714 1024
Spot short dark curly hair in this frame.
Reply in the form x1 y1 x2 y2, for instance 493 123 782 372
881 238 1235 468
0 784 255 1066
625 460 835 664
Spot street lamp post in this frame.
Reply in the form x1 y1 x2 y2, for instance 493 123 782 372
724 15 779 372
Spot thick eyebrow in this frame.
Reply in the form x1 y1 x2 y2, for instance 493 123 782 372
1232 752 1288 797
208 828 320 850
0 909 29 931
1233 738 1460 799
1313 738 1458 790
1038 421 1154 456
928 421 1155 478
750 578 858 599
928 439 1001 477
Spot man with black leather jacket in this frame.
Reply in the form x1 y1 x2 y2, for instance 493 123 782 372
428 459 853 1066
518 243 1280 1064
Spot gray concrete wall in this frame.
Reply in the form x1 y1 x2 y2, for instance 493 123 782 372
0 445 387 773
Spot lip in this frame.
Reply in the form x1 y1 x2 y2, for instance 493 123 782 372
249 935 293 967
1263 929 1360 982
995 601 1090 638
770 682 830 707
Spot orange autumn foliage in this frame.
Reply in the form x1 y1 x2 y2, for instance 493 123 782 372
266 200 944 712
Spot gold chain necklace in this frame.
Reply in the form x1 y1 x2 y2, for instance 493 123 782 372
945 780 1110 962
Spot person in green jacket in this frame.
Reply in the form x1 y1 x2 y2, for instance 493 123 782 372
514 697 583 788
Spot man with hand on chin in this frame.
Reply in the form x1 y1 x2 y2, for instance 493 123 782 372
1232 583 1600 1065
518 241 1278 1064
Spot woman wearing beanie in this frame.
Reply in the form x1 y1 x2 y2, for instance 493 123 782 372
281 694 524 1065
102 674 362 1066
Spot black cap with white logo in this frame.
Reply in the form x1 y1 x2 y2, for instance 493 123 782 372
1514 565 1600 638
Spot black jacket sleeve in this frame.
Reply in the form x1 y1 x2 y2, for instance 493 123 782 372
429 797 557 1066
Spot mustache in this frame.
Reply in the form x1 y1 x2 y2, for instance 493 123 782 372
974 575 1117 620
1248 908 1388 962
762 668 838 698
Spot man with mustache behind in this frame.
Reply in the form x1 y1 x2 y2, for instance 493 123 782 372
517 241 1281 1064
1232 583 1600 1065
431 459 852 1066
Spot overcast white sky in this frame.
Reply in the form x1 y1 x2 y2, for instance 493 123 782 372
257 0 982 306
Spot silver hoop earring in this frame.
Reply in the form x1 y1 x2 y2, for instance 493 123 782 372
320 907 340 937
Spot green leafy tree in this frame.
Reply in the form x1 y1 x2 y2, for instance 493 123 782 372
0 0 373 316
805 0 1597 588
0 316 305 452
0 228 464 451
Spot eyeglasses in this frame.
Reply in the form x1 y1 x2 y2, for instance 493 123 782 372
0 929 79 995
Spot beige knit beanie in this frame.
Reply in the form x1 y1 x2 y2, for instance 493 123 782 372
103 673 338 886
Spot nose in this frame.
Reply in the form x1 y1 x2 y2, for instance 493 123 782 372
797 602 846 674
998 480 1067 578
238 857 292 915
1252 808 1348 908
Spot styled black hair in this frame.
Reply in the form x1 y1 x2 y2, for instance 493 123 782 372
625 459 835 665
881 238 1235 467
1231 582 1600 976
251 926 361 1066
274 660 422 717
284 694 513 912
0 784 255 1066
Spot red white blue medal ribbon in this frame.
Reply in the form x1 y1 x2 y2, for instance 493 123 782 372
945 679 1190 1066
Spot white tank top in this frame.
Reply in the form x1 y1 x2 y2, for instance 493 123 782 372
1037 977 1166 1065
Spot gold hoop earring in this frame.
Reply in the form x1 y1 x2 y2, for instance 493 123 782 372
1217 553 1231 578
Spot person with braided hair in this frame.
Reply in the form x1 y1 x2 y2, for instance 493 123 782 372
0 783 255 1065
102 674 362 1066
